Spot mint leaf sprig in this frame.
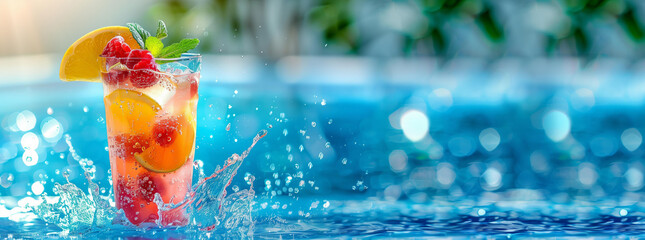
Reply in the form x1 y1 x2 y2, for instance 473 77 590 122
127 20 199 58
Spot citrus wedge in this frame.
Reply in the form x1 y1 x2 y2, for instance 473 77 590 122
104 89 161 135
60 26 139 82
134 114 195 173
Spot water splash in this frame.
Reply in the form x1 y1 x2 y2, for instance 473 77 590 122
29 130 268 236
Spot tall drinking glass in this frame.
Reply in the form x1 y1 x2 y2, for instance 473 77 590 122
99 54 201 226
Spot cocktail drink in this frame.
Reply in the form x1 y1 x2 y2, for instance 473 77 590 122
59 22 201 226
101 54 200 226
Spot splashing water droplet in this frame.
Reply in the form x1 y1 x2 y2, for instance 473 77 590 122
325 142 331 148
283 129 288 136
257 129 268 138
226 123 231 131
83 106 89 113
308 162 313 169
321 99 326 106
311 122 317 128
318 152 324 159
323 200 330 208
299 145 304 152
47 107 54 115
342 158 348 164
328 119 333 125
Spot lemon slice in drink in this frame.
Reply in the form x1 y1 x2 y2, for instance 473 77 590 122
103 89 161 135
60 26 139 82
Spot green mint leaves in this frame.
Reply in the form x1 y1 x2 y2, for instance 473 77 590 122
158 39 200 58
145 37 163 57
126 23 151 49
156 20 168 40
127 20 198 58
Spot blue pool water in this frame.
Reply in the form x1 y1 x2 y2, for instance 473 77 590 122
4 58 645 238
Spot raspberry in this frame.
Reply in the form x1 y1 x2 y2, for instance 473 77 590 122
130 69 160 88
102 36 131 66
125 49 155 69
152 117 179 147
137 172 165 202
110 134 150 159
127 49 159 88
116 180 158 225
189 75 199 97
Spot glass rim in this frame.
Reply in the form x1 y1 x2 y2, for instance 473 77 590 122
99 53 202 61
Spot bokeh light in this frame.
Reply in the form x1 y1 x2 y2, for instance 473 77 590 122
542 110 571 142
400 109 429 142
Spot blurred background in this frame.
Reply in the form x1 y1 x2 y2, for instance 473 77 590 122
3 0 645 205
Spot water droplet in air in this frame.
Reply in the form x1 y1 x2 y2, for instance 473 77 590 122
328 119 333 125
283 129 288 136
321 99 326 106
323 200 330 208
234 90 238 94
308 162 313 169
311 122 317 128
325 142 331 148
47 107 53 115
257 130 268 138
97 116 104 123
324 44 328 47
1 173 14 188
226 123 231 131
232 185 239 192
299 145 304 152
286 145 292 152
228 105 232 109
342 158 348 164
318 152 324 159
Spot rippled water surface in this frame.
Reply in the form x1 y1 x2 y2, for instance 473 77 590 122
5 197 645 238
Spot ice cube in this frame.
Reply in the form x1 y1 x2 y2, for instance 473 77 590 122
158 62 191 75
136 73 176 107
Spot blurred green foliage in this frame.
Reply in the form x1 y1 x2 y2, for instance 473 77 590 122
309 0 359 53
555 0 645 56
146 0 645 58
414 0 504 56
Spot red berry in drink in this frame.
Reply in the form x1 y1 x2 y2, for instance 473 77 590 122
152 117 179 147
137 172 165 202
110 134 150 159
189 75 199 97
127 49 160 88
125 49 155 69
130 69 160 88
102 36 131 65
116 179 159 225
